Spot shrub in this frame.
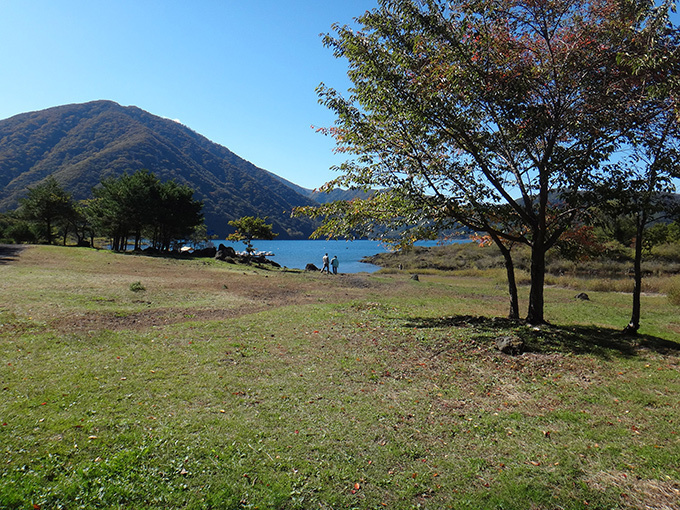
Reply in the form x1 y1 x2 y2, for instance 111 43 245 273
651 242 680 261
587 278 633 293
665 276 680 306
546 258 577 275
600 241 632 262
129 281 146 292
5 221 38 243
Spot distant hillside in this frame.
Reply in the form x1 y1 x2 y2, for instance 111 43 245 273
0 100 319 238
267 173 374 204
308 188 374 204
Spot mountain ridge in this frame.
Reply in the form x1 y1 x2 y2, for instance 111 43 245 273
0 100 322 238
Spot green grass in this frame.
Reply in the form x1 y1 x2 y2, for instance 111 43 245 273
1 246 679 509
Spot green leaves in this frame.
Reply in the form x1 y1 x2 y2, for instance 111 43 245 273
90 169 203 251
19 176 75 245
306 0 678 323
227 216 277 254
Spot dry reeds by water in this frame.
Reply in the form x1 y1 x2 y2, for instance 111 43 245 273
368 241 680 296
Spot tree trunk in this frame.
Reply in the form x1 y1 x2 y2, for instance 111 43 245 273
45 218 53 245
623 215 645 335
526 241 546 325
490 235 519 319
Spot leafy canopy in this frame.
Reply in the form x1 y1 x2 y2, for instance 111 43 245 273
89 169 203 251
227 216 277 254
299 0 678 323
19 176 75 245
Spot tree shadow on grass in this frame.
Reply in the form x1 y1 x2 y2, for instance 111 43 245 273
0 244 25 265
403 314 680 359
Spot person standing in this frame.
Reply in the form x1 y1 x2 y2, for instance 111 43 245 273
331 255 339 274
321 253 330 273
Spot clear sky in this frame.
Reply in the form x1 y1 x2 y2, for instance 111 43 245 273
0 0 377 190
0 1 677 191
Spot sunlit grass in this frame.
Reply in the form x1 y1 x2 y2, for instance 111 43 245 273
1 245 678 509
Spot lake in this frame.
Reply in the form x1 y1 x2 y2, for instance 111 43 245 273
221 239 468 273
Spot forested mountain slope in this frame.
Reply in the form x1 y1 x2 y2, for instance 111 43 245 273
0 100 319 238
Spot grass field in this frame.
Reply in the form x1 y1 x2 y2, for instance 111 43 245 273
1 245 679 509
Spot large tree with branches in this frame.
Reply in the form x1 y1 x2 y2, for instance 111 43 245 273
298 0 677 324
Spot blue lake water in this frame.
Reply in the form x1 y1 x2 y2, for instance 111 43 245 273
221 239 468 273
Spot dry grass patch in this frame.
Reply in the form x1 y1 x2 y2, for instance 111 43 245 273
589 471 680 510
1 245 397 333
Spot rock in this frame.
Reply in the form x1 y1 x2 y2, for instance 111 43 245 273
305 263 319 272
574 292 590 301
410 274 420 281
495 335 525 355
192 246 217 258
251 255 281 268
215 244 236 261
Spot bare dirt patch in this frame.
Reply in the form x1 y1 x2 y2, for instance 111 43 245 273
7 245 394 333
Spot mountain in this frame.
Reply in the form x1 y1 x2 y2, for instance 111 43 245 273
0 100 320 238
268 172 374 204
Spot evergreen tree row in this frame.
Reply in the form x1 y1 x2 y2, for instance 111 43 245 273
0 170 203 251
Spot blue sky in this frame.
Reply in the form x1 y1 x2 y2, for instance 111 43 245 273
0 0 377 190
0 1 677 190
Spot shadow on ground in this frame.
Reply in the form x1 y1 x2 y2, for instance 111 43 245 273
403 314 680 359
0 244 25 265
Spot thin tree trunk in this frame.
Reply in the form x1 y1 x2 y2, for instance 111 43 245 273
490 234 519 319
624 215 645 335
45 218 53 245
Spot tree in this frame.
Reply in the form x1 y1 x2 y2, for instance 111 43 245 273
227 216 277 256
90 173 136 251
0 211 38 244
150 180 204 251
69 200 97 247
597 128 679 334
90 170 204 252
19 176 75 245
591 6 680 334
302 0 676 324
